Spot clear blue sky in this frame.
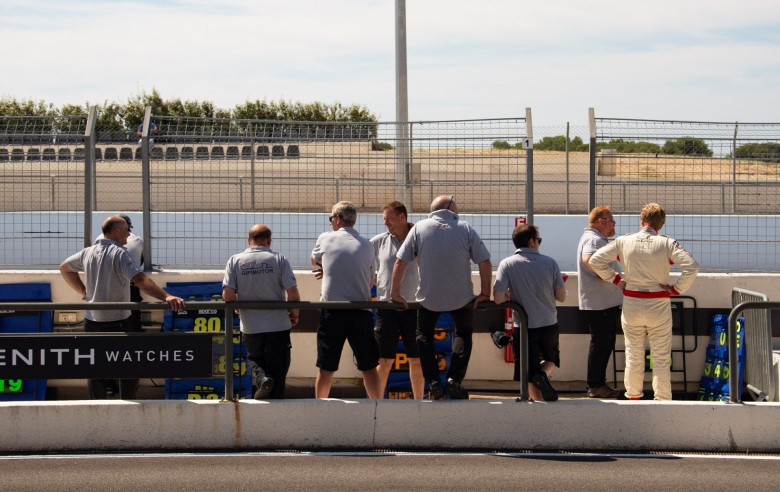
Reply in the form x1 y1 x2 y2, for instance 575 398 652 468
2 0 779 127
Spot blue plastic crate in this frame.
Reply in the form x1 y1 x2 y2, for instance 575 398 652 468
0 379 46 401
165 375 252 400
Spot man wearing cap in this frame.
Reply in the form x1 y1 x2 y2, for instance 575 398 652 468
311 201 381 399
577 206 623 399
371 201 424 399
95 214 144 332
391 195 492 400
223 224 300 399
589 203 699 400
60 216 186 399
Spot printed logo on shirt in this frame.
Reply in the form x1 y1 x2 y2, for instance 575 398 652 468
239 261 274 275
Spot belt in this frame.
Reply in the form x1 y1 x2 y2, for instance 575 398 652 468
623 289 670 299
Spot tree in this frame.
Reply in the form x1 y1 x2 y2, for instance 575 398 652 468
661 137 713 156
732 142 780 164
530 135 589 152
492 140 511 149
597 139 662 154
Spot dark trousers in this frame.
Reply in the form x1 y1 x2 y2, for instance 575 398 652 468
585 306 621 388
416 304 474 384
83 317 138 399
243 330 292 399
129 284 143 332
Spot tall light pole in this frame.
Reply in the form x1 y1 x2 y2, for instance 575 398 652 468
395 0 411 209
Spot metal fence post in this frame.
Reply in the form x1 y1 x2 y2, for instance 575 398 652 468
732 122 738 214
249 123 256 210
395 0 410 208
141 106 153 272
525 108 534 225
83 106 97 248
588 108 596 211
565 122 570 214
223 311 235 402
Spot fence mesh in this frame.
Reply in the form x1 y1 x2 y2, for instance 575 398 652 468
147 117 528 268
594 118 780 271
0 115 88 267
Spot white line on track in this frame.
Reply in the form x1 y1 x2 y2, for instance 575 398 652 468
2 452 780 460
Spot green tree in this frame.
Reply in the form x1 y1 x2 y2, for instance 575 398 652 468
732 142 780 163
529 135 589 152
492 140 511 149
597 139 662 154
661 137 713 156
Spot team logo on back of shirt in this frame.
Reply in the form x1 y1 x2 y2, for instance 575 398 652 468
240 261 274 275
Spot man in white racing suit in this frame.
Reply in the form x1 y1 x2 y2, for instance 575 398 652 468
589 203 698 400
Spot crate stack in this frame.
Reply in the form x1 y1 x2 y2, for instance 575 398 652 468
698 314 746 402
385 313 453 399
162 282 252 400
0 283 52 401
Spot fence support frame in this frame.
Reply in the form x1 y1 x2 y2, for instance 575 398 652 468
588 108 596 211
83 106 97 248
525 108 534 225
141 106 153 272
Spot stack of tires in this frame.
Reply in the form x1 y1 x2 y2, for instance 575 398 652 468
162 282 252 400
698 314 745 402
0 283 51 401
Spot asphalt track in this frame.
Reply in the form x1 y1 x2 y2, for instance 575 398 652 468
2 453 780 491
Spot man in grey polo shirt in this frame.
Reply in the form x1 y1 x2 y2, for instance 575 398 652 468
95 214 144 332
311 201 381 399
577 206 624 399
371 201 424 399
391 195 492 400
494 224 566 401
223 224 300 400
60 216 186 399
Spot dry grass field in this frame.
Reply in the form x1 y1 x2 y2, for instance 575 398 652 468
2 144 779 214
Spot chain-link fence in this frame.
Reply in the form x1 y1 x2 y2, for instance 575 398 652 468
145 117 529 268
0 115 89 267
591 116 780 271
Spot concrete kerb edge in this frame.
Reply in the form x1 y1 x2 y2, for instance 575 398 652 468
1 399 779 453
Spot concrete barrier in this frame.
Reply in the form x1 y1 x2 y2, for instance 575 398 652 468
2 400 779 452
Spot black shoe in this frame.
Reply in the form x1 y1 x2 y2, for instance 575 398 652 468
587 385 621 399
531 374 558 401
491 331 511 349
428 380 447 400
254 377 274 399
446 378 469 400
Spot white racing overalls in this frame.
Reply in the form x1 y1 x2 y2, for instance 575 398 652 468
589 226 699 400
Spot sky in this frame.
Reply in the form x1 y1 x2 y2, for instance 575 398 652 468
2 0 780 129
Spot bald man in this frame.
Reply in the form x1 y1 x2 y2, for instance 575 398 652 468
60 216 186 399
391 195 492 400
223 224 300 399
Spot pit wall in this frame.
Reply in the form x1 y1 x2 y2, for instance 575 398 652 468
1 269 778 390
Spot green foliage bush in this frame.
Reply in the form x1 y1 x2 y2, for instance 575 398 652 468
0 88 377 132
372 141 394 151
492 140 511 149
732 142 780 163
534 135 589 152
661 137 713 156
597 139 661 154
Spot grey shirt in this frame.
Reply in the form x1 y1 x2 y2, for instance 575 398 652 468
64 239 144 322
370 228 420 301
396 209 491 312
223 246 297 334
494 248 565 329
311 227 375 308
577 228 623 310
96 232 143 268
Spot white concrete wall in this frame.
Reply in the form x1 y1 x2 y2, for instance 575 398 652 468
1 399 779 452
1 269 778 387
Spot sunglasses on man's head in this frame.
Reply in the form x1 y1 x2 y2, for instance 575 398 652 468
329 215 342 223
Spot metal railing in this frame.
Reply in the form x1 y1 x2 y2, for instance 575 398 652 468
730 289 776 402
0 300 531 401
728 299 780 403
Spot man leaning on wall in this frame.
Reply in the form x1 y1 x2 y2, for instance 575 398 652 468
577 206 623 399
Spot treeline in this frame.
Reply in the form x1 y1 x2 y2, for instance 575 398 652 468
731 142 780 163
0 89 377 132
493 136 716 156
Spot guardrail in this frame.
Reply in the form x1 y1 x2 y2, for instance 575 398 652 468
728 300 780 403
0 300 530 401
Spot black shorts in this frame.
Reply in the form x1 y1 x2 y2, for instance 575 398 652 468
513 323 560 380
375 309 420 359
316 309 379 372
